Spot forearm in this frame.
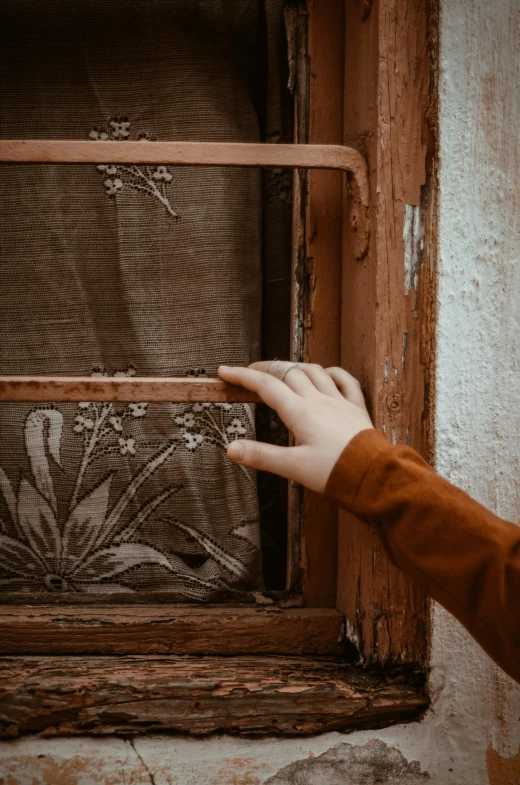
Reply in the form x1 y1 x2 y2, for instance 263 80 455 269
325 430 520 684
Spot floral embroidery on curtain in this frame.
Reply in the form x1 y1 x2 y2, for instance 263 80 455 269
0 0 293 599
90 119 179 218
0 365 255 596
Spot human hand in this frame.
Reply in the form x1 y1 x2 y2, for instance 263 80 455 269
217 361 374 494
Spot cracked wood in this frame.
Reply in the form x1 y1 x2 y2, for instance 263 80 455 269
0 655 428 737
337 0 436 666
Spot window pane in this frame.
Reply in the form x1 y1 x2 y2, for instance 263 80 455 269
0 1 292 599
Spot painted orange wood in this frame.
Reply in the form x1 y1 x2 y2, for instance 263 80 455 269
0 376 260 403
0 141 365 184
0 140 370 259
337 0 436 667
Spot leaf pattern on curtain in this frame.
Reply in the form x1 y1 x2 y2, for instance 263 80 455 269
0 367 254 596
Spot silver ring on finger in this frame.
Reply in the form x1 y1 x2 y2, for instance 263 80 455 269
268 359 299 382
282 363 300 382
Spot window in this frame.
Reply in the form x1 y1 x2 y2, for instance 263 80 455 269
0 0 435 736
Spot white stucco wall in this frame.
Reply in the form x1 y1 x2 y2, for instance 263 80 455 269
1 1 519 782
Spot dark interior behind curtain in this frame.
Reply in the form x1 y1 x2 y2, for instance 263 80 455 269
0 0 292 599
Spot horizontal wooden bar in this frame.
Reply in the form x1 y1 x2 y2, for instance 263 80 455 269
0 140 368 202
0 140 371 257
0 655 428 737
0 606 344 656
0 376 260 403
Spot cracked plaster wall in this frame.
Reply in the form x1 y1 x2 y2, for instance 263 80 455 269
1 0 519 782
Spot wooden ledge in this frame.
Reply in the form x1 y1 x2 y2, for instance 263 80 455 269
0 655 428 737
0 605 344 656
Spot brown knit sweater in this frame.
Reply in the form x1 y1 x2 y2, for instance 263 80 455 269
324 429 520 684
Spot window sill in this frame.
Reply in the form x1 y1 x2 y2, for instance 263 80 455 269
0 655 428 737
0 605 343 656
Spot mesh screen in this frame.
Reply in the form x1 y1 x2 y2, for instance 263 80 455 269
0 0 292 599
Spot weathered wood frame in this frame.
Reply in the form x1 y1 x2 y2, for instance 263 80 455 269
337 0 437 667
0 0 437 735
0 606 344 656
0 656 427 737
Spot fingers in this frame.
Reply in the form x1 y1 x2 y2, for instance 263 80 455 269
275 367 318 397
248 361 279 373
325 367 367 408
221 361 367 410
227 438 304 482
249 360 343 399
217 365 300 420
247 360 314 397
293 364 345 398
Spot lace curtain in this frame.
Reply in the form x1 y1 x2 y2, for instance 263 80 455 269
0 0 292 599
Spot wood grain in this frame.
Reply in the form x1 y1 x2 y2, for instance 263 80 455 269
337 0 436 666
0 655 428 737
0 606 344 656
0 376 260 403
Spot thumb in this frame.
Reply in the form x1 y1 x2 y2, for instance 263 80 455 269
227 439 301 482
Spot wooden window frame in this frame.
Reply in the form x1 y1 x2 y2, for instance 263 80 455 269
0 0 436 737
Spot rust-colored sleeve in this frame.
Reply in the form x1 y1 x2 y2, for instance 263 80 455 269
324 429 520 684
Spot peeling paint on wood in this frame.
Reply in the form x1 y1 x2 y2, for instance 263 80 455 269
403 202 426 295
337 0 437 667
0 656 427 738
